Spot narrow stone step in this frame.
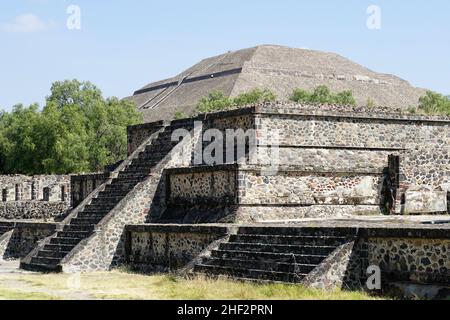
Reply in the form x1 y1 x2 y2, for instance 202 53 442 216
20 262 61 273
230 234 348 247
195 273 291 285
50 237 83 246
238 226 357 237
43 243 76 253
194 264 306 283
37 250 69 259
122 168 152 175
75 213 106 221
220 242 336 255
83 203 116 211
202 257 316 274
94 195 125 202
57 230 91 239
112 177 142 186
99 190 131 198
127 162 156 170
70 217 102 226
63 224 95 233
211 250 327 265
117 172 148 180
30 256 61 267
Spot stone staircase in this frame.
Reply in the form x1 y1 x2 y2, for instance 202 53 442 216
194 226 357 283
21 120 194 272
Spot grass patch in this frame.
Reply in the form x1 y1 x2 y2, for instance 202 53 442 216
15 272 383 300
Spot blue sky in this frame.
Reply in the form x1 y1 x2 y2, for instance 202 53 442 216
1 0 449 111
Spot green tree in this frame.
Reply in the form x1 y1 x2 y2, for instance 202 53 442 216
0 80 143 175
418 91 450 115
196 90 233 114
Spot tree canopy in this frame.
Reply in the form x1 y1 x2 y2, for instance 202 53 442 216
416 91 450 116
0 80 142 175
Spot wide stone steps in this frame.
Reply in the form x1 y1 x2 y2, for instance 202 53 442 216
194 264 307 283
210 250 328 265
195 226 357 283
201 257 316 274
21 123 192 272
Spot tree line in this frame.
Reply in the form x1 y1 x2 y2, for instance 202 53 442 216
1 80 448 176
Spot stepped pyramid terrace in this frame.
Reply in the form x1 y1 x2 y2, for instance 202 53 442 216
0 46 449 299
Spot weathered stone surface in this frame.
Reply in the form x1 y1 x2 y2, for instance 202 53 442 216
125 224 228 272
404 188 447 214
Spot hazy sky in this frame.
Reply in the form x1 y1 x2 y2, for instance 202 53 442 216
1 0 449 111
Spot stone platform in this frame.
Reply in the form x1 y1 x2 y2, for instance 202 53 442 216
125 216 449 298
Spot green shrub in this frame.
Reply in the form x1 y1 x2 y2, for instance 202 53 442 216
174 111 187 120
195 89 276 114
290 85 357 106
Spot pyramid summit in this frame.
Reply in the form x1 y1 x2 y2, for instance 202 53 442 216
128 45 427 122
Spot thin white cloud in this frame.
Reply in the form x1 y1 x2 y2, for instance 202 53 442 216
0 14 54 33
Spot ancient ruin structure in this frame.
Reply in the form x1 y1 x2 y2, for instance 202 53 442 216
0 46 448 298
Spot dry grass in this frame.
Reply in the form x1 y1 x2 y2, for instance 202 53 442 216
0 288 60 300
5 271 384 300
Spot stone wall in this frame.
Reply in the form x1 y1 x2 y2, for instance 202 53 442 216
365 237 449 284
70 173 110 208
164 164 385 222
0 221 57 259
168 166 237 205
387 148 450 214
400 147 450 189
255 147 393 171
127 121 165 155
255 104 449 148
0 202 69 221
238 170 383 206
125 224 228 272
0 175 71 221
0 175 70 203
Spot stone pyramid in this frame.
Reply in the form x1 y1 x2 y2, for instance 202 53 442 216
128 45 427 122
